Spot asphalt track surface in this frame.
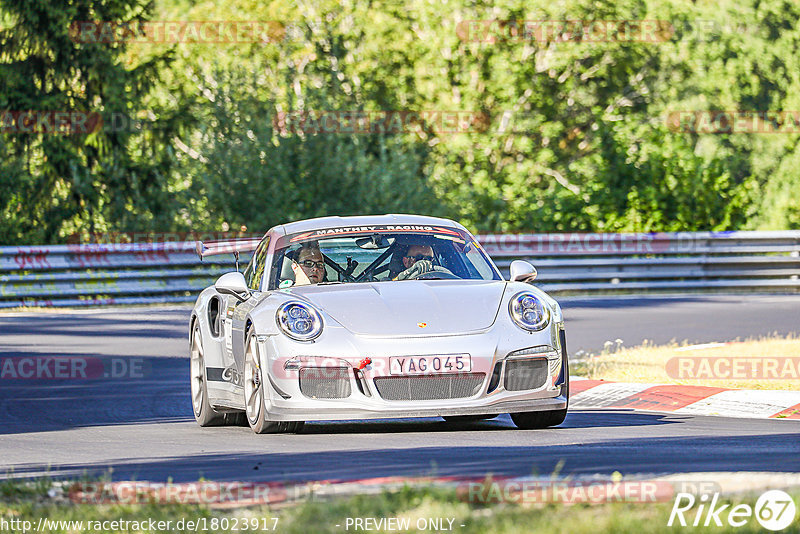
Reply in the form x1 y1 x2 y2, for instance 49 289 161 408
1 295 799 483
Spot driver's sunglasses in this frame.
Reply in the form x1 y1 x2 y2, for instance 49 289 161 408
404 254 434 262
299 260 325 270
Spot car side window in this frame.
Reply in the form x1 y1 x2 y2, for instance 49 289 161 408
246 237 270 290
242 257 255 288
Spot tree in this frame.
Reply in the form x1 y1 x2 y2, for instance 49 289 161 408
0 0 189 244
184 67 440 232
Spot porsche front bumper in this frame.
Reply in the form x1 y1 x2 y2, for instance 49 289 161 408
256 326 568 422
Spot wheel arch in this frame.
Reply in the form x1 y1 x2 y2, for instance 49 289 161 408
189 312 198 349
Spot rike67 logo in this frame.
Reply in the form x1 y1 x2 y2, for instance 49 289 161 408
669 490 796 531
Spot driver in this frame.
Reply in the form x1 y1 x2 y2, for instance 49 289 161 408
394 244 436 280
291 243 326 285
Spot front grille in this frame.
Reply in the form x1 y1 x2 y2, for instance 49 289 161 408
373 373 485 401
299 367 351 399
504 358 548 391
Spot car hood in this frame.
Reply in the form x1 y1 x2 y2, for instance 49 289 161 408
286 280 507 336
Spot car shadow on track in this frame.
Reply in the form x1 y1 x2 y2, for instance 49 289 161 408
5 429 800 484
299 410 677 434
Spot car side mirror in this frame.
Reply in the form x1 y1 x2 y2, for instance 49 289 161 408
510 260 537 283
215 272 250 301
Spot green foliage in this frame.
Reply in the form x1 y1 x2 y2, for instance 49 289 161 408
0 0 195 244
184 68 440 231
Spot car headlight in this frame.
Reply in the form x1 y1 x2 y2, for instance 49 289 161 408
276 302 323 341
509 292 550 331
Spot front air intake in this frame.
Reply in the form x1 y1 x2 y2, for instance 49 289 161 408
504 358 549 391
298 367 351 399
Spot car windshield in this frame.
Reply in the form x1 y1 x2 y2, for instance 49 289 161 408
268 226 501 289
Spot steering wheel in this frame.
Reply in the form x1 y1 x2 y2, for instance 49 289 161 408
403 265 457 280
416 269 459 280
416 268 459 280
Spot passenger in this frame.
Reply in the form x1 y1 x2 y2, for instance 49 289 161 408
292 243 326 285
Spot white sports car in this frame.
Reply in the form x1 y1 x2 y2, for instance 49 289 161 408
190 215 569 433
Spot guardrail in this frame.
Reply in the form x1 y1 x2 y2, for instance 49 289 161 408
479 230 800 294
1 231 798 308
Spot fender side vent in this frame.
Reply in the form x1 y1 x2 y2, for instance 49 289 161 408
486 362 503 393
353 369 371 397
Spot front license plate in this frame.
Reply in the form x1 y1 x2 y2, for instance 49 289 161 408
389 354 471 375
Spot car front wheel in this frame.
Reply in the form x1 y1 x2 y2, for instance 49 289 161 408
510 408 567 429
510 358 569 430
191 324 244 426
244 332 304 434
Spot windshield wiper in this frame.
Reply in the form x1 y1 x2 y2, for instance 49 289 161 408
317 281 346 285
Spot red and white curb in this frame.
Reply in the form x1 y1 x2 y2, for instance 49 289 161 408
570 378 800 419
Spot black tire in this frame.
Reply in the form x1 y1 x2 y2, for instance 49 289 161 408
442 415 497 422
510 357 569 430
190 324 235 426
510 408 567 429
244 331 305 434
226 411 249 426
